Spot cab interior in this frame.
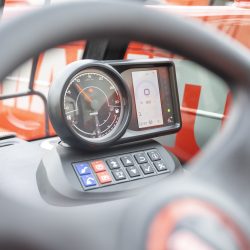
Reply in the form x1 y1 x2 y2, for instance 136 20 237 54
0 0 250 249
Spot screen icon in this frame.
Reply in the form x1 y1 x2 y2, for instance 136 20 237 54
144 88 150 95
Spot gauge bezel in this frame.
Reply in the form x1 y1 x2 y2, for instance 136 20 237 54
48 60 132 150
63 68 125 142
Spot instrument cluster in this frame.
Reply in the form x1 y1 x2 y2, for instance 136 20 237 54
48 59 181 150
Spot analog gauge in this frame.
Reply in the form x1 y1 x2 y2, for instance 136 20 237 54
48 61 131 149
64 69 123 140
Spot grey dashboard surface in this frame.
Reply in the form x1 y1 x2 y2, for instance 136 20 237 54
0 137 182 250
0 137 181 206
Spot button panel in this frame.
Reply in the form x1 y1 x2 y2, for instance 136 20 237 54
73 149 170 190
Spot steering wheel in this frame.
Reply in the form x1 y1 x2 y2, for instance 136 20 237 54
1 1 250 249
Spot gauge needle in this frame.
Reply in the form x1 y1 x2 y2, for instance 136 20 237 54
76 84 92 104
94 114 101 137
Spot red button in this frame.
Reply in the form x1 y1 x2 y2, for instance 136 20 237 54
91 160 106 173
97 171 112 184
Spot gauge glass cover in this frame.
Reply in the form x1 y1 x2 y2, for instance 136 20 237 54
63 68 124 142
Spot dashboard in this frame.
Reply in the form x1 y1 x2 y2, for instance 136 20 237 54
36 59 183 199
0 1 244 249
48 59 181 150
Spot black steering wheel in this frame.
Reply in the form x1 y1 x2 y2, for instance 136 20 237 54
1 1 250 249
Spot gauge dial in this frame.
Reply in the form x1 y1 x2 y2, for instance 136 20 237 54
63 69 124 140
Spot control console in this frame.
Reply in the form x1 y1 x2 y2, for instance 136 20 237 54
74 149 170 191
37 59 182 204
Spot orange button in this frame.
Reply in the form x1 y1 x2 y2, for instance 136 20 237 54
97 171 112 184
91 160 106 173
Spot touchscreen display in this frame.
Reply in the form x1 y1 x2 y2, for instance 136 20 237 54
132 70 164 128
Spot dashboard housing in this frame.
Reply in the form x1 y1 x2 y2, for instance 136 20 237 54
38 138 182 203
45 59 182 200
48 59 181 151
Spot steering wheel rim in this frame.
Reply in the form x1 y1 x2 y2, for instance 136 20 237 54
1 1 250 249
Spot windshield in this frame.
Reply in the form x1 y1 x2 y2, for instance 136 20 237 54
0 0 248 162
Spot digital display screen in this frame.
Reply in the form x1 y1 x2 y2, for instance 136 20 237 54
132 70 164 128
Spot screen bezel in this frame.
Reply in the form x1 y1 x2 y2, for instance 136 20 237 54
102 59 182 144
122 66 175 131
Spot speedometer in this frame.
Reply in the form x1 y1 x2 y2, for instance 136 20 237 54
48 60 131 150
64 69 123 140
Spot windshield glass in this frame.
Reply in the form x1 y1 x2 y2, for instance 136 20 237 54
0 0 248 162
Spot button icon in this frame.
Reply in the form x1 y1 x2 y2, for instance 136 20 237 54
91 160 106 173
74 162 92 175
154 161 169 172
106 158 120 169
81 174 97 187
120 156 134 167
97 171 112 184
112 169 126 181
134 153 148 164
126 166 140 178
148 150 161 161
140 163 154 175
